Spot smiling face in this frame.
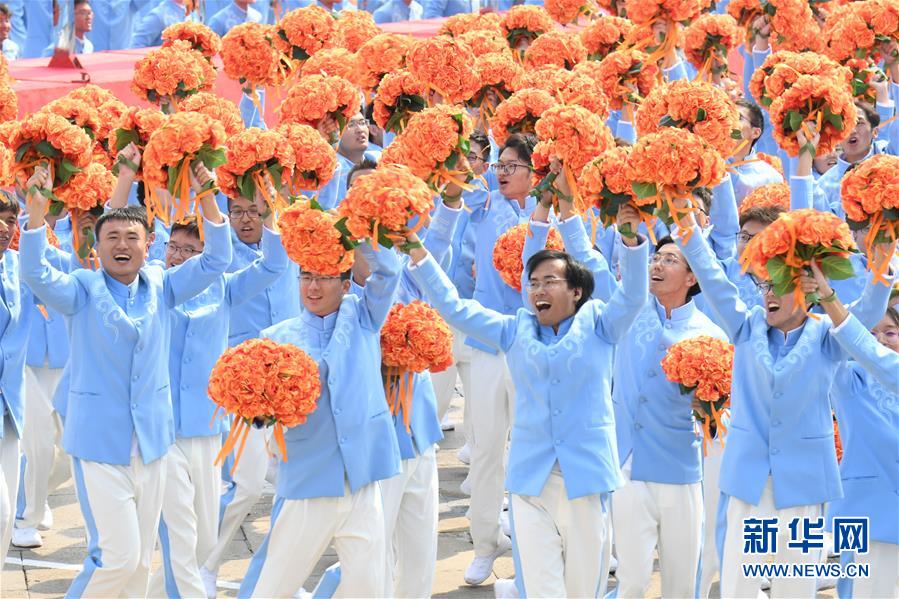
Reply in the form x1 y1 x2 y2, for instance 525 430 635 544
842 112 876 163
872 312 899 353
165 228 203 268
527 258 581 329
228 195 265 245
338 113 370 158
649 243 696 304
96 219 150 284
301 273 351 317
758 283 806 331
813 150 838 176
0 211 16 254
496 147 532 200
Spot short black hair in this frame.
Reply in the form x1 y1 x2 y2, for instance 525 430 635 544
885 306 899 327
0 190 20 215
655 236 700 298
95 205 151 238
470 130 490 158
74 0 90 6
855 101 880 129
525 249 595 311
739 205 783 228
500 133 537 165
0 4 10 18
171 216 200 240
347 158 378 187
736 100 764 151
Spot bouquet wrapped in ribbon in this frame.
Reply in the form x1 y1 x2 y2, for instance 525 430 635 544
556 70 612 116
490 88 558 146
597 48 660 112
381 301 454 431
407 36 480 105
108 107 166 178
0 83 16 123
740 208 858 307
131 40 216 108
516 65 574 95
683 14 742 80
635 80 742 157
439 12 503 38
278 198 356 276
276 123 338 193
301 47 357 80
580 16 636 60
727 0 765 47
493 223 565 291
579 146 640 234
841 154 899 284
500 6 556 53
823 3 895 103
749 51 850 108
338 164 434 248
626 127 726 242
524 31 588 70
209 338 321 473
471 54 524 126
354 33 414 93
53 162 116 265
458 30 511 57
336 10 380 53
274 6 338 69
9 222 59 252
738 182 790 216
162 21 222 60
544 0 600 25
661 335 734 455
40 95 112 168
49 86 127 168
623 0 701 59
373 70 428 134
179 92 246 137
141 111 227 228
760 0 824 52
220 22 284 100
379 104 477 194
768 74 856 156
279 74 361 144
216 128 296 216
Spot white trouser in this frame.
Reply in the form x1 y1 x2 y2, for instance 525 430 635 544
720 477 823 598
1 414 20 569
204 424 271 573
698 439 726 599
467 347 514 556
381 446 439 598
241 481 386 598
845 540 898 598
66 454 166 598
148 435 222 598
18 365 67 529
611 468 703 598
430 326 474 429
512 470 611 598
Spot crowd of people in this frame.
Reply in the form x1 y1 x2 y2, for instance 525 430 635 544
0 0 897 598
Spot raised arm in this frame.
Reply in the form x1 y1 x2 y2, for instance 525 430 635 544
596 231 649 343
356 243 403 331
109 143 141 209
225 223 288 308
845 242 898 329
829 313 899 394
557 216 618 302
422 196 464 270
707 175 739 261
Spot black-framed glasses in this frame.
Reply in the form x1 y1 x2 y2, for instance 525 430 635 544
756 281 774 295
346 119 371 130
490 162 530 176
166 243 201 258
229 208 262 220
649 254 683 267
300 273 341 285
738 232 756 245
525 277 567 292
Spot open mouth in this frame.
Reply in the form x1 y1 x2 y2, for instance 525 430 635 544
535 300 551 312
239 225 254 234
498 177 509 187
113 253 131 263
846 135 859 146
650 274 664 282
766 301 781 314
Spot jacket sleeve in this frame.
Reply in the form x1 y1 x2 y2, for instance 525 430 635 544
557 215 618 302
225 226 288 308
19 224 88 316
708 175 739 261
829 314 899 394
596 236 649 343
164 216 233 308
357 244 402 331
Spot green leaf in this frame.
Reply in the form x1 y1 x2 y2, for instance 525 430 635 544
773 276 795 298
631 181 657 199
659 115 682 128
292 46 310 61
731 128 743 140
197 145 227 169
77 227 95 260
819 255 855 280
47 199 64 216
335 113 347 133
56 160 81 185
376 224 394 249
882 207 899 221
334 217 353 239
761 96 773 108
167 161 184 195
444 152 459 171
785 110 803 133
845 217 869 232
310 198 324 212
267 163 284 191
459 138 471 155
114 128 140 152
599 187 632 209
822 108 844 131
237 173 256 200
696 108 707 123
765 255 790 285
34 140 61 159
15 142 32 163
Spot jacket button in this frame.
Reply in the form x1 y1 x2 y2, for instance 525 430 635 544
554 439 562 445
187 331 194 338
132 375 138 381
635 423 643 430
647 370 656 378
771 448 779 455
339 436 347 444
553 409 561 416
181 384 188 390
664 323 672 329
772 420 781 427
549 350 557 356
329 378 336 385
185 357 191 364
131 403 137 410
552 379 560 384
334 408 341 415
638 396 647 403
773 392 783 399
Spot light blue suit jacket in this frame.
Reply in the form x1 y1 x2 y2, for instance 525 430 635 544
19 218 232 465
0 250 30 440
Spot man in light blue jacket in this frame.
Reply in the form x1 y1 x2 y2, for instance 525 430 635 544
20 164 232 598
237 242 402 598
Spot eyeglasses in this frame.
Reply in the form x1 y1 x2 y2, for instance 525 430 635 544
649 254 683 267
300 274 341 285
346 119 370 130
166 242 201 258
872 328 899 341
229 208 262 220
490 162 530 176
466 153 486 163
738 232 756 245
756 281 774 295
525 277 567 292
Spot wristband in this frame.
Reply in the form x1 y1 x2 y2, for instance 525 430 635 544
819 289 837 303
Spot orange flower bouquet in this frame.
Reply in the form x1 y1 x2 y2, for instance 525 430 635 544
337 164 434 247
407 36 480 105
276 123 338 192
220 22 284 96
458 29 511 57
277 198 356 275
514 65 573 95
531 105 615 207
626 127 726 240
661 335 734 453
823 3 879 63
40 96 101 141
761 0 824 52
380 104 476 193
0 84 17 123
336 10 380 52
141 111 227 226
471 54 524 123
209 338 321 472
108 106 166 178
580 16 636 60
635 80 742 157
768 74 856 156
726 0 764 46
216 128 296 216
439 12 503 37
740 208 857 306
492 223 564 291
738 182 789 216
596 48 660 111
841 154 899 284
301 47 358 80
683 13 742 79
8 222 59 252
490 88 558 146
279 74 361 144
623 0 700 60
354 33 414 92
373 70 428 134
556 70 611 117
275 6 338 66
756 151 785 176
544 0 599 25
53 162 116 264
10 112 92 205
578 146 642 234
179 92 246 137
64 84 119 109
381 301 454 431
131 40 216 107
162 21 222 60
524 31 588 70
748 50 850 108
500 6 556 51
0 142 13 188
